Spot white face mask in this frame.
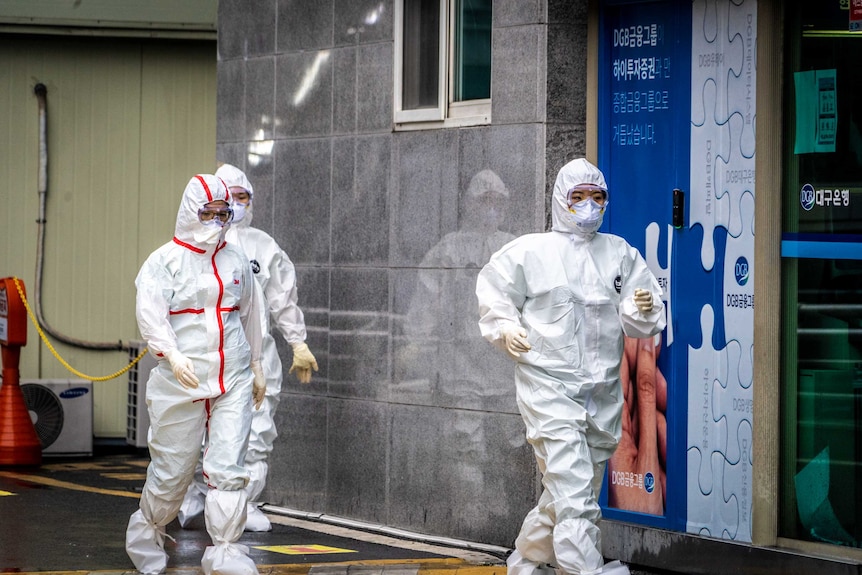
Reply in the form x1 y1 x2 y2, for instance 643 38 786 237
231 202 248 223
193 220 225 244
567 198 606 235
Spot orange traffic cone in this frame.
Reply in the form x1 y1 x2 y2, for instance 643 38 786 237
0 345 42 466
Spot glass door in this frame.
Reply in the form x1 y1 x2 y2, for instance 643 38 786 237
780 1 862 548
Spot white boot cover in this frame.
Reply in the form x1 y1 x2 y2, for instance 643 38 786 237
513 489 557 568
595 560 630 575
245 503 272 532
202 489 258 575
243 460 271 532
506 549 558 575
125 509 168 575
552 516 604 575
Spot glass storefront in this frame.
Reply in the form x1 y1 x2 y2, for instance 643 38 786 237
781 1 862 548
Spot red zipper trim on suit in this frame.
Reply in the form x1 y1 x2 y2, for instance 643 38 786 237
212 242 227 394
173 237 206 253
168 307 236 316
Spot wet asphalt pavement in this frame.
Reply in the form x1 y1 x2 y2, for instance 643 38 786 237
0 450 503 573
0 450 672 575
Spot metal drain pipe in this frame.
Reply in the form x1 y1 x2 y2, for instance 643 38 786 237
261 505 511 559
33 83 125 352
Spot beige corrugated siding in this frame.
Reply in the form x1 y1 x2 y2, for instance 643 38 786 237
0 34 216 438
0 0 216 32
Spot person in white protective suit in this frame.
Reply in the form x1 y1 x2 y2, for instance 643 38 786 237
126 174 267 575
476 158 666 575
178 163 318 532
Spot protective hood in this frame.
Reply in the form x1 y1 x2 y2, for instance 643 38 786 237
550 158 608 235
173 174 232 250
463 169 509 232
215 163 254 228
468 169 509 199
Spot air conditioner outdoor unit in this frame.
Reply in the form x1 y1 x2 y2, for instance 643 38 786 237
127 340 157 448
20 379 93 456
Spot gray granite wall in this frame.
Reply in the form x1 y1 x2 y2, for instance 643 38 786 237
216 0 589 546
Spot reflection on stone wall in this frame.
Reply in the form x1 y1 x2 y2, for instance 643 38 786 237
392 170 529 539
216 0 588 547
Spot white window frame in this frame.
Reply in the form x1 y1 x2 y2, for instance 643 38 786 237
393 0 492 130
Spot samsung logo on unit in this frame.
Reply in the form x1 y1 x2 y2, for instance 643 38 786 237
59 387 91 399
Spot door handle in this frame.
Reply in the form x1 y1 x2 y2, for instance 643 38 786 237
673 188 685 229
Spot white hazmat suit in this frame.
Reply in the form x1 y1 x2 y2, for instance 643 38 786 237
126 174 264 575
476 159 665 575
179 163 315 532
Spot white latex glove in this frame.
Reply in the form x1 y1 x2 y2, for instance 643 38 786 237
501 325 531 358
633 288 654 314
165 348 199 389
251 360 265 410
289 342 318 384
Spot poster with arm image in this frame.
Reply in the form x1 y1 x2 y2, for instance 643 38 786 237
597 0 756 542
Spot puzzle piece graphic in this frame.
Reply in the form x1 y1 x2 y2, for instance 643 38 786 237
691 0 746 137
725 0 757 160
689 120 731 271
645 222 673 346
724 418 753 542
687 447 708 500
690 418 753 541
686 448 740 537
722 191 755 387
686 0 756 543
687 299 753 542
690 0 756 271
688 304 729 487
711 341 748 467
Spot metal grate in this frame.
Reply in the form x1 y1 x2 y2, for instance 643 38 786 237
126 341 156 448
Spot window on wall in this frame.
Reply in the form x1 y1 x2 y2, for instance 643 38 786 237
394 0 492 128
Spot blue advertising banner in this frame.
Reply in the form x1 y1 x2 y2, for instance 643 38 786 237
598 0 757 542
598 0 691 532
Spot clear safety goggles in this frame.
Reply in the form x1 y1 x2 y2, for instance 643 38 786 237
198 206 234 225
567 184 608 209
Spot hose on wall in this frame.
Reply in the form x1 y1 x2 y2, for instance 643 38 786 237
33 82 125 352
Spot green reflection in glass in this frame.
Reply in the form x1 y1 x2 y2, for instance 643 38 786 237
454 0 491 102
781 3 862 547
